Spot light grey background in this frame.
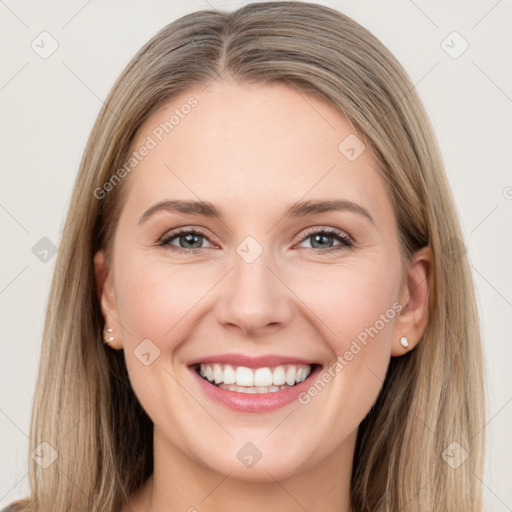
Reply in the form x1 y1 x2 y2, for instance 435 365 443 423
1 0 511 509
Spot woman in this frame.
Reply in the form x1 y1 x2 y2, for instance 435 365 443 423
4 2 486 511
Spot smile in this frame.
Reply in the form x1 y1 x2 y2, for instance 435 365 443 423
187 353 323 412
196 363 314 393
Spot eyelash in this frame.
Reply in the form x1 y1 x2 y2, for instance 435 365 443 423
158 226 353 254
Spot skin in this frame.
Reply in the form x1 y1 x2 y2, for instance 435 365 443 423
94 79 432 512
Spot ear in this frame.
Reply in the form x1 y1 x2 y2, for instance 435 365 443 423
391 246 433 356
94 250 123 350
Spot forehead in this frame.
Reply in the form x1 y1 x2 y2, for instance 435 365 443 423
121 80 392 223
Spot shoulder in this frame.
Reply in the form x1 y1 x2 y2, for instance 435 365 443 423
1 496 31 512
1 504 22 512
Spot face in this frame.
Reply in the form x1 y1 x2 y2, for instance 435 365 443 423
95 80 428 481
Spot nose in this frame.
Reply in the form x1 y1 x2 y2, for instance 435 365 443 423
215 249 294 336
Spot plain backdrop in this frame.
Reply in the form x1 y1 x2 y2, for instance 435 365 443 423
1 0 511 509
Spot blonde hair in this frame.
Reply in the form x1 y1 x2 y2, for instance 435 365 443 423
9 2 485 511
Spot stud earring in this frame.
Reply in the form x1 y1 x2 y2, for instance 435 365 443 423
399 336 409 349
103 328 114 345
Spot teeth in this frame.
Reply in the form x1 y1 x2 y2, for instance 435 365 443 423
223 365 236 384
254 367 273 387
213 363 223 384
236 366 254 386
272 366 286 385
285 365 296 386
198 363 313 389
217 383 292 393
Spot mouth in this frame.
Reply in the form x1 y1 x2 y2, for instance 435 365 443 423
191 362 321 394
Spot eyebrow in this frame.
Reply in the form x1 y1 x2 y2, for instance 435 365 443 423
138 199 374 225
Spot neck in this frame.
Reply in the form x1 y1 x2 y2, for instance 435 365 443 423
133 427 356 512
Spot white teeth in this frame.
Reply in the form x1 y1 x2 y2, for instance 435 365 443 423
253 367 273 387
272 366 286 385
223 364 236 384
285 366 296 386
213 363 223 384
235 366 254 386
198 363 314 389
218 383 292 393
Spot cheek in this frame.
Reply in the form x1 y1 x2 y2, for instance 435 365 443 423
288 259 402 429
112 257 212 426
294 264 400 429
114 257 211 347
292 260 401 353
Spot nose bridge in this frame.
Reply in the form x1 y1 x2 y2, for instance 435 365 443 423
215 240 292 334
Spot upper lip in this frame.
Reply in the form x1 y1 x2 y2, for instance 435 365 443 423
187 353 320 369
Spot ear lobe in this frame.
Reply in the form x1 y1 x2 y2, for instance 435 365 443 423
391 246 433 356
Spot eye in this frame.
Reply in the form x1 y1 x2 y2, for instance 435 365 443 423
296 227 353 252
159 226 353 254
159 227 214 253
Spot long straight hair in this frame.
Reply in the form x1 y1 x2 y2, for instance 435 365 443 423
9 2 485 511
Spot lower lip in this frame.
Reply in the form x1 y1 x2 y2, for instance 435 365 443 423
189 364 322 413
